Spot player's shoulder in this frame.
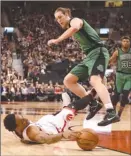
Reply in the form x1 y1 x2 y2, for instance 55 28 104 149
70 18 83 29
70 17 83 23
26 124 39 134
26 124 40 140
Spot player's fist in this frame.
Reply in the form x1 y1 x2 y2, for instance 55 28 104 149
47 39 58 46
62 130 81 141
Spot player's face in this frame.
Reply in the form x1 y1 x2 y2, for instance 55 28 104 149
14 115 24 138
14 115 29 138
121 39 130 49
55 11 70 29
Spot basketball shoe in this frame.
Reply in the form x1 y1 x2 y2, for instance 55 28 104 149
86 100 103 120
98 109 120 126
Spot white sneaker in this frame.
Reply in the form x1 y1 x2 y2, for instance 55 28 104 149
62 92 71 107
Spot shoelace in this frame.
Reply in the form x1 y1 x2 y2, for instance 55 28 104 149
103 111 115 120
89 104 98 112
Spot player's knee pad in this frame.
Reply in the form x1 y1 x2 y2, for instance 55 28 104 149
111 92 120 106
121 90 129 107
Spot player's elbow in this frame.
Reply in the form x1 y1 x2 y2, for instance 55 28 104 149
71 27 79 33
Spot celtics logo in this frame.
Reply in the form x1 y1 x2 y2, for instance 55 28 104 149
97 64 104 72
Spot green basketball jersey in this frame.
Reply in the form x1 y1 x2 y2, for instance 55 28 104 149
117 48 131 74
73 19 101 54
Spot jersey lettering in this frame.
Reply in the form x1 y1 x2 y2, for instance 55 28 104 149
121 60 131 68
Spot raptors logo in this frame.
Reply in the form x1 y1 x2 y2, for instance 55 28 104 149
66 114 74 121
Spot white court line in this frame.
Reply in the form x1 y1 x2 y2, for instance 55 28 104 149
83 113 112 133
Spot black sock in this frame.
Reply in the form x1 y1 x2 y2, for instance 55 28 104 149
68 94 93 111
89 99 98 107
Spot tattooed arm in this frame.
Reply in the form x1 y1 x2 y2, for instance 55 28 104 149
25 126 81 144
26 126 63 144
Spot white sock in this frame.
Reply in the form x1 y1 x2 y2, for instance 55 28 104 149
105 103 114 110
62 92 71 107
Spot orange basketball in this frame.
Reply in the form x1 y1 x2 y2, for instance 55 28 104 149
77 128 99 151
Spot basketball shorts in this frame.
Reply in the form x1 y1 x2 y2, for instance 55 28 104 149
36 108 75 135
70 47 109 81
115 72 131 93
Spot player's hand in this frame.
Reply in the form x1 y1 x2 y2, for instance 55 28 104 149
62 130 81 141
47 39 59 46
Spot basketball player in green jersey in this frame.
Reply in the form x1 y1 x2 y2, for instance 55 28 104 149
48 7 119 126
109 36 131 118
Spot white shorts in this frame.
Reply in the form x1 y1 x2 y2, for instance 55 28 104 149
36 108 74 135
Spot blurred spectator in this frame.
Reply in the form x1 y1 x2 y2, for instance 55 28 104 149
1 5 130 102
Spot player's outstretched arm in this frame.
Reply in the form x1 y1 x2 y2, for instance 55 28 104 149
26 126 81 144
57 18 83 42
47 27 78 46
47 18 83 46
34 132 63 144
109 50 118 65
26 126 63 144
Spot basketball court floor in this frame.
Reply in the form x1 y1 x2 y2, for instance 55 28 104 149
1 102 131 156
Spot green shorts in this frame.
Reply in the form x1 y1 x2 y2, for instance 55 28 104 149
70 47 109 81
115 72 131 93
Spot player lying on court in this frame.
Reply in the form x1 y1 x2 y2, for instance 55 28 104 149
3 89 100 144
4 87 120 144
4 107 81 144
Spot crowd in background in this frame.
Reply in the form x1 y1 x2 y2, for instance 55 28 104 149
112 11 131 37
1 5 131 103
86 9 110 28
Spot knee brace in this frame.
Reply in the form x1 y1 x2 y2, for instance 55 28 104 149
121 90 129 107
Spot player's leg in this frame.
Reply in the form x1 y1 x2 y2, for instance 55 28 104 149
87 47 119 126
62 90 72 107
63 63 89 98
55 107 75 121
52 107 77 132
111 72 123 110
85 77 107 120
64 63 102 112
111 92 120 110
118 75 131 117
118 90 129 117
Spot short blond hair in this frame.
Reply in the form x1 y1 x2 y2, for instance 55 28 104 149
55 7 71 17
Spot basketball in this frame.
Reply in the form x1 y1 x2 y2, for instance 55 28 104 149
77 128 99 151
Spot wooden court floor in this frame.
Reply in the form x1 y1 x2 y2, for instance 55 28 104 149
1 102 131 156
